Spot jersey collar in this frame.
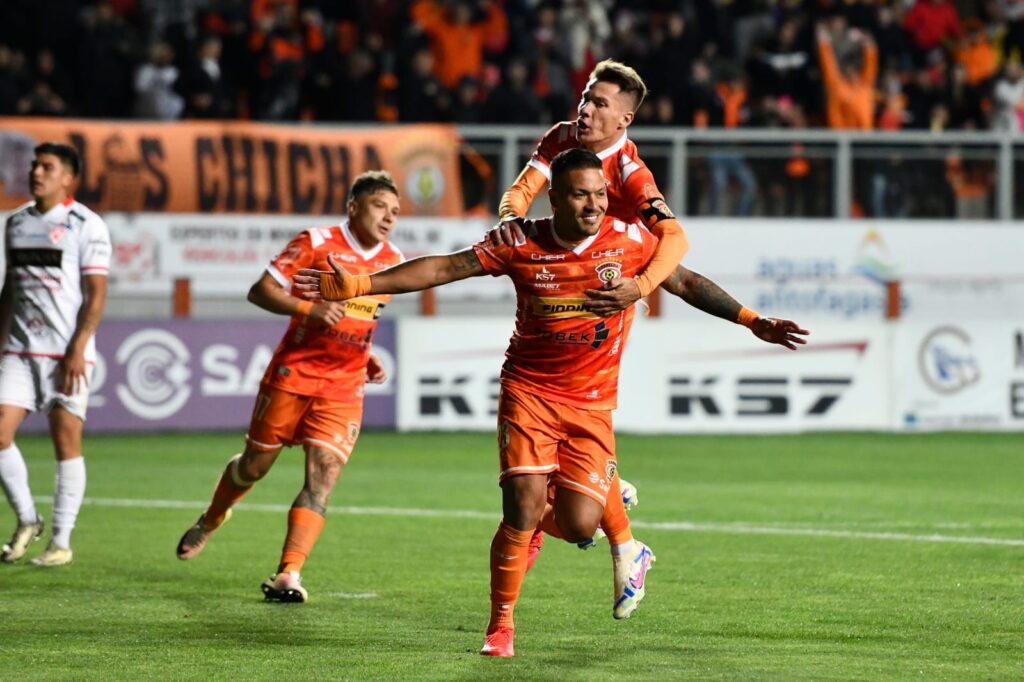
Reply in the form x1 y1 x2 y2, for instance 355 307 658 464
341 220 384 261
548 219 601 255
595 131 628 161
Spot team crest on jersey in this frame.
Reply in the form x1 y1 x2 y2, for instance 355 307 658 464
605 459 617 482
595 261 622 285
49 225 66 244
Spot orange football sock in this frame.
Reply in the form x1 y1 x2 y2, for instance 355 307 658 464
600 476 633 545
487 520 534 633
205 455 253 529
278 507 326 574
536 504 564 539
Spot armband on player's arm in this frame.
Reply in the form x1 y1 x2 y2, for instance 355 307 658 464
633 198 690 297
498 165 548 220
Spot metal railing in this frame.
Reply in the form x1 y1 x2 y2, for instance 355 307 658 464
457 126 1024 222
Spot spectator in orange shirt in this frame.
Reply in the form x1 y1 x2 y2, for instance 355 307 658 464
409 0 508 90
816 23 878 130
954 19 998 127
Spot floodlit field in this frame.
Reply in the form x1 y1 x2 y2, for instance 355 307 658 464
1 431 1021 680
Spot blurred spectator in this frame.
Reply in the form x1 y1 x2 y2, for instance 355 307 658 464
560 0 611 95
816 22 878 129
180 35 232 119
954 19 998 127
483 59 542 123
132 41 184 120
0 44 24 115
409 0 508 90
992 59 1024 133
903 0 961 57
748 18 811 104
528 4 573 121
399 46 446 122
33 49 75 114
17 82 68 116
249 4 307 120
452 76 484 123
76 1 135 118
1000 0 1024 64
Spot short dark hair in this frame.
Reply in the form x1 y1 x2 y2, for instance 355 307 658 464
590 59 648 111
350 170 399 202
34 142 80 176
549 148 602 185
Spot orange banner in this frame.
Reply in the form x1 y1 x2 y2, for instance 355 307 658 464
0 119 463 215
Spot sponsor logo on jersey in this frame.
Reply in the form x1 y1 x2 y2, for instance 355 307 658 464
595 261 622 284
343 297 385 321
9 248 62 267
535 267 556 281
533 283 561 290
531 253 566 261
330 252 360 264
534 320 610 348
590 248 624 259
531 296 597 318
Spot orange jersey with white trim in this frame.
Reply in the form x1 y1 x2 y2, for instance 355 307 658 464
526 122 675 229
262 222 403 402
472 216 658 410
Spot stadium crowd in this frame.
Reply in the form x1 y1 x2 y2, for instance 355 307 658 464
0 0 1021 133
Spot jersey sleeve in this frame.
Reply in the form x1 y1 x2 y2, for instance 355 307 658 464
80 214 112 276
471 238 513 278
267 231 315 290
621 166 677 230
525 123 572 180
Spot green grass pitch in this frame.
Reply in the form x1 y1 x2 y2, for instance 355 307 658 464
1 431 1021 680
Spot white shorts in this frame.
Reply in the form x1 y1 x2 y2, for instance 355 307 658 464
0 353 92 420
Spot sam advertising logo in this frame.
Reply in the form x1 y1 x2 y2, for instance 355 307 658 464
115 329 192 420
918 326 980 395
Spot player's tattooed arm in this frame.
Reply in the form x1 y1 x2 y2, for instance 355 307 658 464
445 248 485 278
660 265 742 322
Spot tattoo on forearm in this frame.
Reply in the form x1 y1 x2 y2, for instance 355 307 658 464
684 271 742 321
450 249 484 275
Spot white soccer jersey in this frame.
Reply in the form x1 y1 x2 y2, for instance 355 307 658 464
3 198 111 361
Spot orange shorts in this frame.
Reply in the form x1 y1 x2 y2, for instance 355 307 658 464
245 384 362 463
496 383 617 506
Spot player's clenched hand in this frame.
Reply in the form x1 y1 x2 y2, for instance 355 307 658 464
750 317 810 350
366 352 387 384
583 277 642 316
486 217 527 247
58 352 88 395
311 301 346 326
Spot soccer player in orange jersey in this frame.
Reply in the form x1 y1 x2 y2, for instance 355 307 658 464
295 149 666 657
175 171 404 603
493 59 809 570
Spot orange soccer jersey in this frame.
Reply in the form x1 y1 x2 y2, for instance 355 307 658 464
522 122 672 229
263 222 403 402
472 215 658 410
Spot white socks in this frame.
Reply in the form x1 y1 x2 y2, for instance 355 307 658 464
0 443 37 524
52 457 86 549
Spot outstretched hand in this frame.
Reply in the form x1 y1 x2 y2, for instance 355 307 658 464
583 277 642 316
749 317 810 350
294 254 351 301
366 352 387 384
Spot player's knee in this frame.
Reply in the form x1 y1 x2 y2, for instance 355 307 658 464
310 454 342 491
237 454 271 482
555 516 600 544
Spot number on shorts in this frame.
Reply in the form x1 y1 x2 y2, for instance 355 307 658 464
254 393 273 421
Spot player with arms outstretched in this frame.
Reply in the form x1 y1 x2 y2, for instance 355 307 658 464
493 58 808 566
176 171 403 603
296 149 663 656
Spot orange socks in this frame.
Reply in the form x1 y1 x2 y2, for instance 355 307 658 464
205 455 252 528
488 520 534 633
278 507 326 574
600 476 634 546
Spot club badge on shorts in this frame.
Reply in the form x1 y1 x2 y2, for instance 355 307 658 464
605 459 617 482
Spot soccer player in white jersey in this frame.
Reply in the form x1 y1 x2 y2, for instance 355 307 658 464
0 142 111 566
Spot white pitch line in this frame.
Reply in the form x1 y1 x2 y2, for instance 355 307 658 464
33 496 1024 548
